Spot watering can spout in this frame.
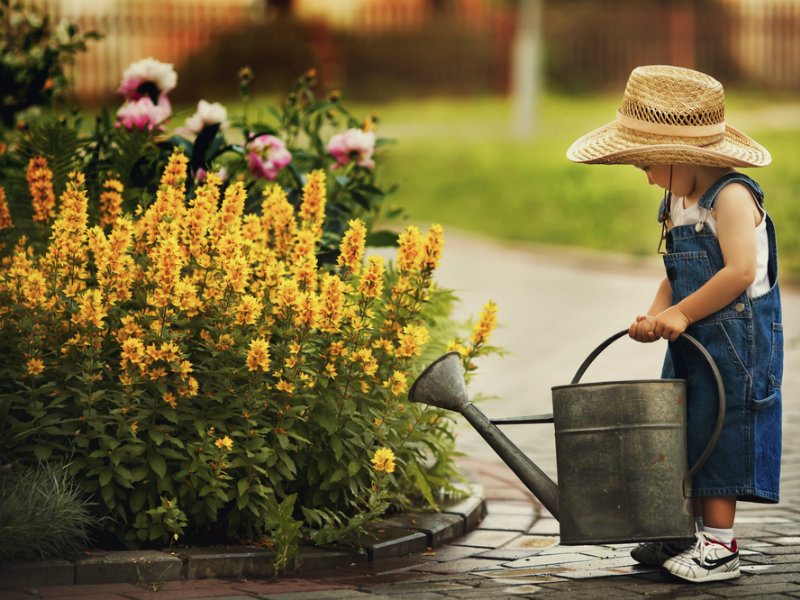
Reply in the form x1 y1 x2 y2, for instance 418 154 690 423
408 352 470 411
410 353 560 520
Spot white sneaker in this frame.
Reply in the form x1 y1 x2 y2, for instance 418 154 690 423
630 540 692 567
661 532 740 582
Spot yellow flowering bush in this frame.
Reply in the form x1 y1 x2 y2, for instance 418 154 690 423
0 150 497 564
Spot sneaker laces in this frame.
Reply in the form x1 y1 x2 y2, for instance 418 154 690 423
692 531 733 562
692 532 713 563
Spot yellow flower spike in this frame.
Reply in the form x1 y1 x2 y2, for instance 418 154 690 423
276 379 294 395
318 273 348 333
395 324 429 358
470 301 498 346
371 447 396 473
27 156 56 224
385 371 408 396
337 219 366 276
446 340 467 356
0 187 13 231
214 435 234 451
236 294 263 326
397 225 424 273
298 170 327 235
261 184 296 258
423 223 444 272
72 288 107 330
357 255 385 299
160 150 189 189
99 176 124 228
292 290 319 329
163 392 178 409
276 278 301 320
246 337 271 372
41 172 90 297
291 255 318 292
120 337 145 369
220 181 247 230
26 357 45 377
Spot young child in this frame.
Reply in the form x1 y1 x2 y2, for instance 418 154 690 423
567 65 782 583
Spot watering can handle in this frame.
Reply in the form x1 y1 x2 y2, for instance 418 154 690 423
569 329 725 486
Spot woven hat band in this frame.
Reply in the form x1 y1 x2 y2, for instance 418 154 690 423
616 110 726 139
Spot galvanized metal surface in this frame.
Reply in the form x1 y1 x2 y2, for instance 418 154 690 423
410 326 725 547
551 378 693 544
408 352 469 412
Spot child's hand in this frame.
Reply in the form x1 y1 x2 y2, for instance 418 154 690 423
650 306 691 341
628 315 657 343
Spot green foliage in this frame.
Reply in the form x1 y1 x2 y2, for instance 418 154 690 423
0 0 100 129
0 462 94 561
0 151 493 570
1 68 399 267
0 9 498 570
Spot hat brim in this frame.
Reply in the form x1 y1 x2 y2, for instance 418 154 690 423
567 122 771 168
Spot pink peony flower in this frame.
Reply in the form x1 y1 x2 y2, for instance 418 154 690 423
117 58 177 103
178 100 228 137
247 135 292 180
115 97 171 132
327 128 376 169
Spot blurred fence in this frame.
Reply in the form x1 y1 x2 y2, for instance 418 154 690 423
32 0 800 103
547 0 800 92
33 0 257 103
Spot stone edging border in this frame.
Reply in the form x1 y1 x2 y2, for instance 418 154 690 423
0 494 485 591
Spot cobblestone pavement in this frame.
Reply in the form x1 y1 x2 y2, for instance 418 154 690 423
3 231 799 600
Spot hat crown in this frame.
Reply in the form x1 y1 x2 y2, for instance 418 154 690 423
621 65 725 129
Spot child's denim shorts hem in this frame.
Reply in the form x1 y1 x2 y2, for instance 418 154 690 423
690 487 780 504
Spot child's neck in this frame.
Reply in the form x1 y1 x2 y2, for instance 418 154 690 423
685 167 735 204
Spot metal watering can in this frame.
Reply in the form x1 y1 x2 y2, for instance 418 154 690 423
409 330 725 545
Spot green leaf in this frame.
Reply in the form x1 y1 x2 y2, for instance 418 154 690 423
130 488 147 513
406 460 438 510
113 465 134 488
328 467 347 483
130 465 148 482
99 469 112 487
331 435 343 460
365 230 399 247
33 444 52 461
149 428 165 446
150 452 167 480
100 483 115 508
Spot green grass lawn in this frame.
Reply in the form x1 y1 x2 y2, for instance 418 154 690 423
348 92 800 283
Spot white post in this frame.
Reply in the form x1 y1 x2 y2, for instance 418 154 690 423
510 0 542 139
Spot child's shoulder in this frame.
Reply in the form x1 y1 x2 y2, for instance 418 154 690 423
704 172 762 207
712 178 764 224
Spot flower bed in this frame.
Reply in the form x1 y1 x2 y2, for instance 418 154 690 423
0 12 498 571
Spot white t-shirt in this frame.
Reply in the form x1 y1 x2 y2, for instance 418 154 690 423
669 196 770 298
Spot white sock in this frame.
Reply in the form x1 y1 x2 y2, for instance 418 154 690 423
694 517 704 532
704 525 734 546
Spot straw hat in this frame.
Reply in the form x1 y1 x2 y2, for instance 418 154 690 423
566 65 771 167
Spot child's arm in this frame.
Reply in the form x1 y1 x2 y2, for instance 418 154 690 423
629 276 672 342
650 183 759 341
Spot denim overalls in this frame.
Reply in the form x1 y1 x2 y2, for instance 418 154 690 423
660 172 783 503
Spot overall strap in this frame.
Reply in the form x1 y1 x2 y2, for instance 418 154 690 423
698 172 765 211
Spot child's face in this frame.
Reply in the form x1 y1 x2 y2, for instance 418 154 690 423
640 165 695 198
